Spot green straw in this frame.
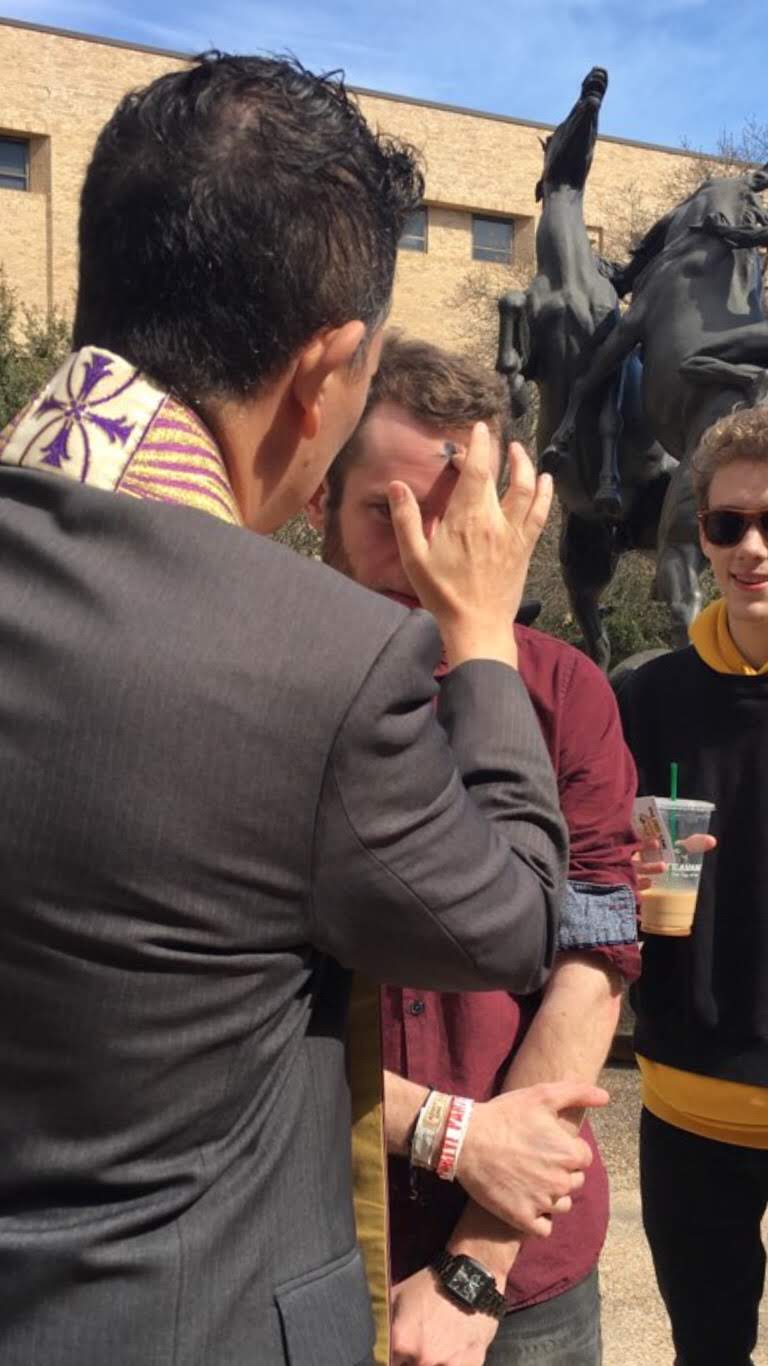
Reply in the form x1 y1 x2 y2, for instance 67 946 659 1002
669 762 678 845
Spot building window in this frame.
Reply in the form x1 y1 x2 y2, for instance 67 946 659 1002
0 137 29 191
400 207 428 253
472 215 514 264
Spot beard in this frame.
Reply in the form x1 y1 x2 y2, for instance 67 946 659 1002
320 505 355 579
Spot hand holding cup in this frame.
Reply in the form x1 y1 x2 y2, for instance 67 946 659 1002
632 798 717 935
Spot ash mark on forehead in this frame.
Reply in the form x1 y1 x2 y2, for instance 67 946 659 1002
441 440 467 469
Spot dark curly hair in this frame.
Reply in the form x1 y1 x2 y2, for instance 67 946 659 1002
73 52 424 401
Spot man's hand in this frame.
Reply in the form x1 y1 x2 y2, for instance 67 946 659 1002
391 1267 501 1366
456 1080 608 1237
633 835 717 891
387 426 553 669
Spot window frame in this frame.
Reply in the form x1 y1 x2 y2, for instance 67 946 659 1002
0 136 30 192
471 213 515 265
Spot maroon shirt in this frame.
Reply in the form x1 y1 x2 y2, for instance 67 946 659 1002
383 625 640 1310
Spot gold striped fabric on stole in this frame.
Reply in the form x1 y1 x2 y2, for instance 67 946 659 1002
119 396 242 526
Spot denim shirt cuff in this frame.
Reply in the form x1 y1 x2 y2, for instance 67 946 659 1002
557 880 637 950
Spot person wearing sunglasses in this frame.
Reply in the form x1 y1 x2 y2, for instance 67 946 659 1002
618 404 768 1366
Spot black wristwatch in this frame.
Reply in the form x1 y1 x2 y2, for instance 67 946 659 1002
431 1251 506 1320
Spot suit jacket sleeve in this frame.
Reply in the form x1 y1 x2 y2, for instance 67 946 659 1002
310 609 567 994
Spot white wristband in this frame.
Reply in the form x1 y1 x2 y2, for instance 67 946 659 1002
410 1090 453 1171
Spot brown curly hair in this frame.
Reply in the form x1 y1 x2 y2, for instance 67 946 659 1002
326 331 514 508
692 407 768 507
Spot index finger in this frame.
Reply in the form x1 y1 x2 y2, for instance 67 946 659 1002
441 421 496 523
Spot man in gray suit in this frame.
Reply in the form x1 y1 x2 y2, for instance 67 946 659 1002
0 54 602 1365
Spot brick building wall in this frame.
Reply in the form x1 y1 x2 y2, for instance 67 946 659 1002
0 16 700 352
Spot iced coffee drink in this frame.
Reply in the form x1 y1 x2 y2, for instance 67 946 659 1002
639 885 699 936
633 797 715 937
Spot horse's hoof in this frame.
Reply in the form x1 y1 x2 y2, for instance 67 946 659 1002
595 485 623 520
540 444 569 477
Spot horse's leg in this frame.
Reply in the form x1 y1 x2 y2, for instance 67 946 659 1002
496 290 532 418
541 308 644 474
595 362 627 518
653 462 707 647
654 542 707 646
560 512 616 671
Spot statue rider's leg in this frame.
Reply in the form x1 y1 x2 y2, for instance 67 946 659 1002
692 323 768 370
653 462 706 648
541 310 644 476
560 512 617 672
595 363 626 518
680 355 768 411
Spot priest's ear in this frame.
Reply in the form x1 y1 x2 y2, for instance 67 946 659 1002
292 321 367 440
305 481 330 532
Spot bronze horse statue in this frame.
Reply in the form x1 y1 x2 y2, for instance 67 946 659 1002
497 67 676 670
542 164 768 647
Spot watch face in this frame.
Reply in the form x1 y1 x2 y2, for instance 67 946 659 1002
446 1261 488 1305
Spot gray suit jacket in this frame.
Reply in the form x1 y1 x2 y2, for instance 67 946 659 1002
0 468 566 1365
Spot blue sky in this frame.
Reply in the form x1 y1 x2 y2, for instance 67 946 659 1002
2 0 766 153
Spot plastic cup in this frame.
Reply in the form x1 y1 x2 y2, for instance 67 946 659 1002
636 797 715 937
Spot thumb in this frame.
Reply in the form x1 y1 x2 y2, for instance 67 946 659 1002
388 480 428 579
679 833 717 855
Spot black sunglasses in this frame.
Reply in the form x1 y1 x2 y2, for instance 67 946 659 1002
698 508 768 547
